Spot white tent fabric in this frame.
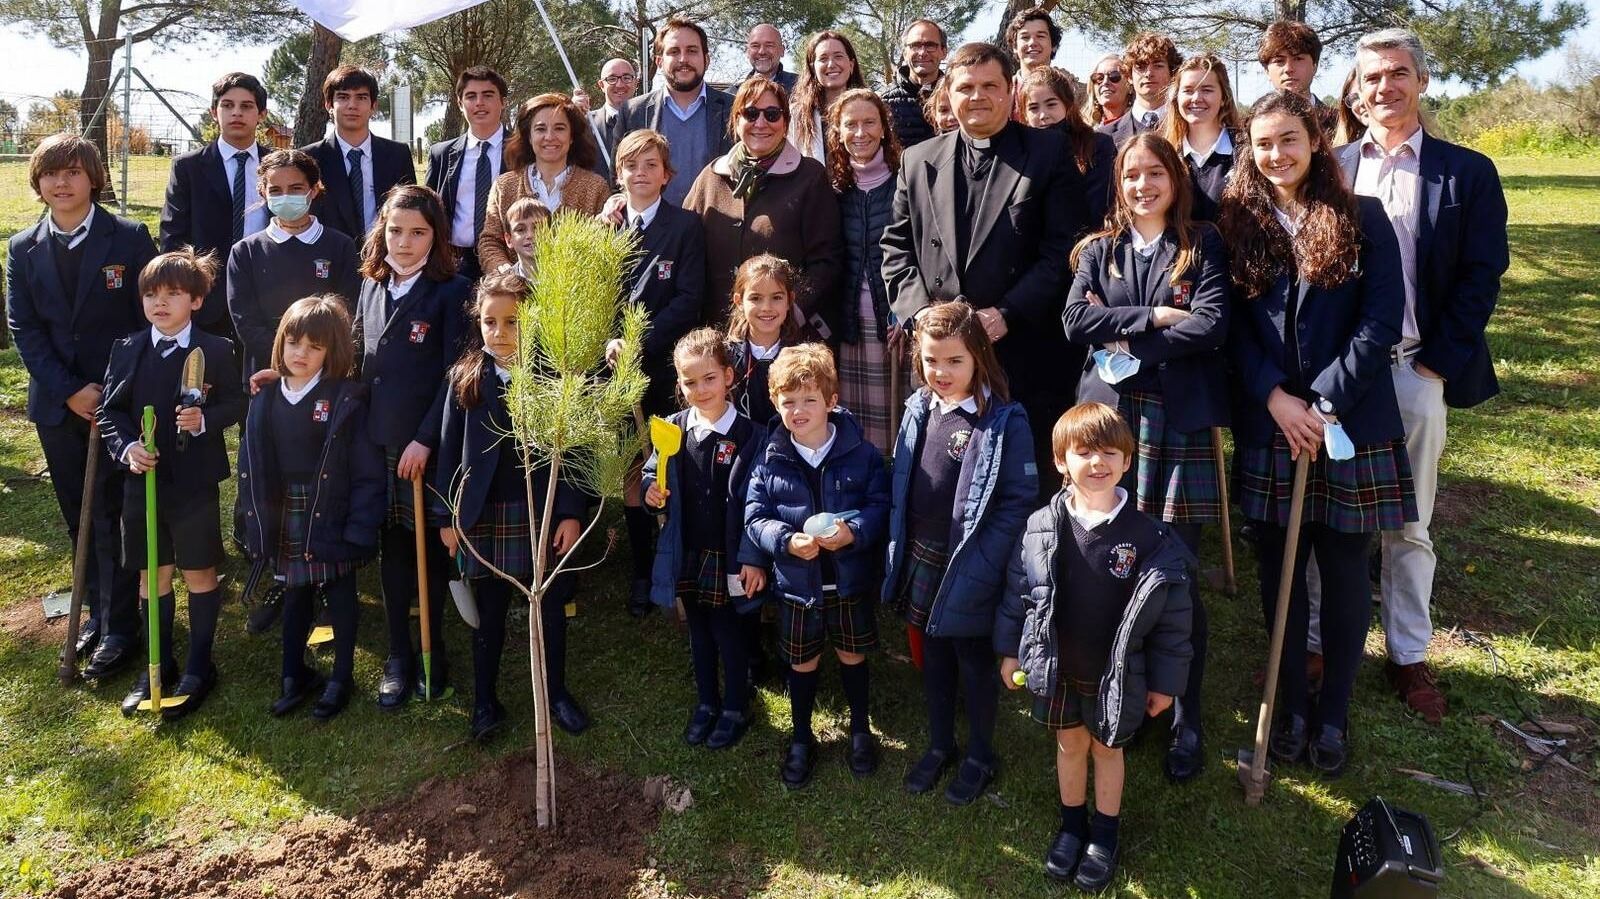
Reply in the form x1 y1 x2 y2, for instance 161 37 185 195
290 0 492 41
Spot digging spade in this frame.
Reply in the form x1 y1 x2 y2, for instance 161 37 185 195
413 476 451 701
648 415 687 626
135 406 181 713
58 423 102 686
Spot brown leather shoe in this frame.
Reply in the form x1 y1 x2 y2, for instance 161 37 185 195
1387 661 1447 724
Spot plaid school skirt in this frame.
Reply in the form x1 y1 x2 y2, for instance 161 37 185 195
1032 675 1102 730
277 483 362 588
898 538 949 632
456 500 535 581
1236 433 1417 534
838 320 911 454
1118 390 1221 524
385 446 418 529
777 590 880 664
677 547 729 608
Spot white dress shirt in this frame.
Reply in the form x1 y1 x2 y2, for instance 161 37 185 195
665 84 708 121
280 370 324 405
219 140 270 237
335 132 377 231
450 129 504 247
47 204 95 249
529 165 571 211
388 268 424 301
1066 485 1129 531
1183 129 1233 166
628 197 663 232
687 402 737 438
792 424 837 467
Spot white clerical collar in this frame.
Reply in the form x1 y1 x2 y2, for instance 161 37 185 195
628 197 663 230
48 205 95 248
749 340 782 361
389 268 424 298
266 216 325 244
688 402 737 437
792 423 837 467
1183 129 1233 164
335 132 373 157
149 321 194 350
966 134 993 149
279 370 323 405
1066 485 1128 530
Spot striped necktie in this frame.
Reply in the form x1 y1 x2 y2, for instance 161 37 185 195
231 151 249 241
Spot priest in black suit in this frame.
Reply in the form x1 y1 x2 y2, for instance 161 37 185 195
302 65 417 243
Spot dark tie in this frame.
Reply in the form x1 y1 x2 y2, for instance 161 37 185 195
384 286 398 321
347 147 366 235
473 141 493 239
231 151 249 241
53 225 86 248
157 336 179 358
1141 111 1159 132
631 215 646 236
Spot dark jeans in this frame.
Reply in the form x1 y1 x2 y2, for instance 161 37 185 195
921 633 999 766
36 415 138 638
683 597 751 713
1169 523 1208 732
380 521 451 670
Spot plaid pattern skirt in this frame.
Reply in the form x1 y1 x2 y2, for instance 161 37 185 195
456 500 535 580
1032 675 1101 730
777 590 880 664
1236 433 1417 534
898 538 949 631
385 446 418 529
838 320 910 454
277 483 362 588
1118 390 1221 524
677 547 729 608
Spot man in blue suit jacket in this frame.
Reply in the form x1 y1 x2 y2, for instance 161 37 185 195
424 66 511 281
8 134 154 677
1336 28 1509 724
302 65 418 244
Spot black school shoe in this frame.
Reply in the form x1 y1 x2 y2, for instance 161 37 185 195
120 664 178 717
780 738 818 790
627 578 652 618
943 757 996 806
84 635 135 680
271 671 325 716
552 695 590 735
847 733 879 777
74 620 101 659
412 660 452 701
245 582 286 635
376 657 411 712
162 664 218 721
1164 725 1205 783
471 702 507 743
311 679 353 721
1308 723 1350 778
1073 842 1118 892
684 704 718 745
706 710 749 750
904 746 958 794
1044 829 1086 881
1269 712 1309 763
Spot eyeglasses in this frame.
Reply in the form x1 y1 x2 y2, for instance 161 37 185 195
1090 71 1124 85
602 74 636 85
740 106 785 123
904 41 942 52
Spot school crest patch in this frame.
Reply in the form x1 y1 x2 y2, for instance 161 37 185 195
655 259 674 280
1106 542 1138 579
102 265 125 290
314 258 332 279
409 321 431 344
312 399 331 422
946 428 973 463
1172 281 1192 309
714 438 737 465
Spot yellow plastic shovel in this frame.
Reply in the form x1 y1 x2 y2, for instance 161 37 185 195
648 415 683 493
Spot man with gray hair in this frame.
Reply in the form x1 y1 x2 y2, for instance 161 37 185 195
1333 27 1508 724
745 24 798 90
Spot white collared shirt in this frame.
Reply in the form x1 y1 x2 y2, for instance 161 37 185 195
627 197 663 232
932 393 980 415
47 204 95 249
792 423 837 468
1354 125 1424 342
1183 129 1233 166
1131 101 1164 128
218 140 269 237
335 132 377 230
529 165 571 211
279 370 324 405
388 269 424 301
494 362 513 384
665 84 708 121
1066 485 1129 531
1273 205 1301 237
451 129 504 247
749 340 782 361
265 216 326 245
687 402 737 439
1129 227 1162 257
150 321 194 352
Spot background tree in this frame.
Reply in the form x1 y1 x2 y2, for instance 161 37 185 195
264 25 404 145
840 0 985 83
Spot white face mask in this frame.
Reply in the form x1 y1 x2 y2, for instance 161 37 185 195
1321 413 1355 461
266 193 312 221
1093 348 1142 384
385 253 427 279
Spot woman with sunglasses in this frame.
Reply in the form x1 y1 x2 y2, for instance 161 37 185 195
684 76 844 335
1086 54 1135 132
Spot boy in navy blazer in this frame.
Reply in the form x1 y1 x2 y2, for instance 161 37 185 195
1334 28 1509 724
423 65 510 281
97 248 245 719
7 134 153 680
160 72 273 338
304 65 418 243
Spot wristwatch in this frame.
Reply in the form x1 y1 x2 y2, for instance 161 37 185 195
1315 397 1337 415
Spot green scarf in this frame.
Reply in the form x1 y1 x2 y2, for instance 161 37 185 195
729 141 784 202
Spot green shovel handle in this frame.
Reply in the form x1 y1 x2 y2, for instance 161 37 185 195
142 406 159 673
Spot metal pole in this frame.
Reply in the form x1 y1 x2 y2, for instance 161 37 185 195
120 33 132 216
529 0 611 169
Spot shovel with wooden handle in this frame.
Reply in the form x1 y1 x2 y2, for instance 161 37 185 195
412 476 450 700
58 423 101 686
1211 426 1237 596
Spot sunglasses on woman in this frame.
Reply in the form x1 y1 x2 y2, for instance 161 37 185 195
740 106 785 123
1091 71 1124 85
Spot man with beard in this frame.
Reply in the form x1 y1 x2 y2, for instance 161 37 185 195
745 24 797 91
879 19 946 148
609 17 734 207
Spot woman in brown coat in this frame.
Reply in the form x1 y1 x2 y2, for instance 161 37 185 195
683 76 843 334
478 92 611 273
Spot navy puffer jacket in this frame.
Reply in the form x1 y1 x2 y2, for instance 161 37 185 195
838 177 896 344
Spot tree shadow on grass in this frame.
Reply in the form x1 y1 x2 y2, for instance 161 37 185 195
1500 174 1600 193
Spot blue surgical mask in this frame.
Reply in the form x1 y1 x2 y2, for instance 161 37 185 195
1093 348 1142 384
1321 415 1355 461
267 193 312 222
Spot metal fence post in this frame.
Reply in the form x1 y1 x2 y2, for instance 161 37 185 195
120 33 132 216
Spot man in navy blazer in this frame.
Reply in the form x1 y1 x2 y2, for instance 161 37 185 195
424 66 510 281
8 134 153 677
1336 28 1509 723
302 65 417 243
160 73 273 338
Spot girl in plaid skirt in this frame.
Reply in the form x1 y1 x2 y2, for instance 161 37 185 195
438 274 589 744
1062 133 1233 784
238 296 385 721
1219 91 1417 777
643 329 770 750
881 302 1037 805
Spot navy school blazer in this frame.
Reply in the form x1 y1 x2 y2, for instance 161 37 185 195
6 206 156 426
1062 223 1232 434
424 126 511 231
303 134 418 242
1227 196 1406 448
1335 133 1509 408
159 140 274 333
625 202 707 396
354 274 472 450
96 327 246 488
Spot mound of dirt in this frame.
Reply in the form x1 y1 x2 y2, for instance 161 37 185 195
50 750 661 899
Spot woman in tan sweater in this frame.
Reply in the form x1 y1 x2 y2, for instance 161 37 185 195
478 92 611 273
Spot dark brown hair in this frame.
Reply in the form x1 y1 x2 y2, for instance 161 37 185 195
272 294 356 380
455 65 508 100
825 89 902 191
912 301 1009 415
212 72 267 111
506 93 597 172
728 76 791 141
726 254 802 344
654 16 709 59
322 65 380 106
1258 19 1323 66
1218 91 1359 299
29 133 107 202
1124 32 1182 73
359 184 458 282
1052 401 1135 464
1017 67 1098 175
1004 6 1062 57
791 31 867 154
256 148 321 194
1071 134 1198 286
671 327 735 407
139 247 218 299
946 42 1016 84
1161 54 1241 153
449 272 527 408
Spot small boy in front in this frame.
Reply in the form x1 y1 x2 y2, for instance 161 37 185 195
745 344 889 789
997 402 1193 892
96 248 245 719
498 197 549 280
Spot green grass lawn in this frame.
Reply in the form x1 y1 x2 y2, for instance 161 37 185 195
1 155 1597 897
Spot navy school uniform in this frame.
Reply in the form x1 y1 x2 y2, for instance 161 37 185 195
1182 132 1236 223
435 357 588 714
238 376 384 689
160 140 274 336
302 133 418 243
425 126 511 281
6 204 153 643
728 339 786 430
623 201 707 417
355 270 471 680
227 218 361 377
642 405 769 719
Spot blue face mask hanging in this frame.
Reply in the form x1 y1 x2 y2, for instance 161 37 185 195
1093 348 1142 384
1318 410 1356 461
